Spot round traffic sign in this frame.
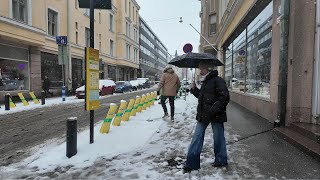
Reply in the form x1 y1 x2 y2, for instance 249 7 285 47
183 43 193 53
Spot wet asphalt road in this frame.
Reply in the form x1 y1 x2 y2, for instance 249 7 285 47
0 88 156 166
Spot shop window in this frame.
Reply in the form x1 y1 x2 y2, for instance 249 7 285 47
48 9 58 36
12 0 28 23
209 14 216 35
0 60 29 91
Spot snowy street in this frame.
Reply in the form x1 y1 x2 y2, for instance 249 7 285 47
1 94 319 179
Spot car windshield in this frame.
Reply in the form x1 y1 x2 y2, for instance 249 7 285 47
116 82 125 86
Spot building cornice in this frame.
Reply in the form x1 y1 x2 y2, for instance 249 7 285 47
0 16 46 35
131 0 141 10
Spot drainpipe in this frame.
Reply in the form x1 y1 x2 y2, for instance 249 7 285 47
312 0 320 119
275 0 290 127
67 0 72 90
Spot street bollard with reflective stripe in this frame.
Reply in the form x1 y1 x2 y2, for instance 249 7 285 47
137 95 146 112
122 99 135 121
130 96 141 116
66 117 77 158
62 86 66 102
112 100 127 126
100 103 118 134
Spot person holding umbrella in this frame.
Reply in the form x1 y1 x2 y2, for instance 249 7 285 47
157 66 180 121
182 61 230 173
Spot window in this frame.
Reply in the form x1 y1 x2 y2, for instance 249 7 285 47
99 12 101 24
126 22 130 37
76 31 78 44
126 44 131 59
136 10 138 23
99 34 101 40
109 14 114 32
75 22 78 29
110 40 114 56
48 9 58 36
75 0 78 9
209 14 217 35
85 9 90 16
133 7 135 21
85 28 90 47
12 0 28 23
129 2 131 18
99 42 101 51
134 48 138 63
125 0 127 13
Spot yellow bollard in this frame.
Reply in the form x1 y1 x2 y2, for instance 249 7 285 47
130 96 141 116
146 93 151 108
138 94 146 112
18 93 29 106
112 100 127 126
143 94 149 110
122 99 135 121
29 92 40 104
100 103 118 134
9 97 16 108
150 92 155 106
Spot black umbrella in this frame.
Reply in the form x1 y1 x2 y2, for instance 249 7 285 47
168 53 224 68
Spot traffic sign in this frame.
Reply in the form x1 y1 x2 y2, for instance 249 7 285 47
56 36 68 45
183 43 193 53
239 49 246 56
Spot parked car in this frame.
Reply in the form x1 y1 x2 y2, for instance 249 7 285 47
129 80 140 91
115 81 133 93
137 78 151 88
75 79 116 99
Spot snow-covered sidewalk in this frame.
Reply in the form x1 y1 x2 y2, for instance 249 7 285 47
0 95 258 179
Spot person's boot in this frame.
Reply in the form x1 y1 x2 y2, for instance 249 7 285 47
182 166 193 174
171 116 174 121
162 113 169 118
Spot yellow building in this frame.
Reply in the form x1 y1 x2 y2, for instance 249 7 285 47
0 0 140 97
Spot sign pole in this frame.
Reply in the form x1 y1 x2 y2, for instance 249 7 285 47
89 0 95 144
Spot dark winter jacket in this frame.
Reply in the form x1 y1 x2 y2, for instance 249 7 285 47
43 78 51 91
191 70 230 123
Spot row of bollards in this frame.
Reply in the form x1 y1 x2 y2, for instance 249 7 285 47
3 91 46 111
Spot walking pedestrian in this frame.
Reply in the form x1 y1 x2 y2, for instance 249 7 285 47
183 61 230 173
43 76 53 97
157 66 180 121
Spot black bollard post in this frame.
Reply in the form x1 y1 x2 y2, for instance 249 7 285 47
4 94 10 111
41 91 45 105
66 117 77 158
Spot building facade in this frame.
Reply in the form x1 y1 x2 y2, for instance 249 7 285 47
199 0 319 126
0 0 140 98
139 17 168 81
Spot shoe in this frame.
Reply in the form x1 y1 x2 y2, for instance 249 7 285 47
211 162 228 167
171 116 174 121
162 113 169 118
182 166 193 174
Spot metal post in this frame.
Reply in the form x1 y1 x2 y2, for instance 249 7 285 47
89 0 95 144
4 94 10 111
62 86 66 101
67 0 72 91
41 91 45 105
66 117 77 158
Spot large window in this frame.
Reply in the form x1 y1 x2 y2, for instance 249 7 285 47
85 28 90 47
109 14 114 32
12 0 28 23
110 40 114 56
126 22 130 37
209 14 217 35
225 1 272 99
41 52 62 88
48 9 58 36
126 44 131 60
0 60 29 91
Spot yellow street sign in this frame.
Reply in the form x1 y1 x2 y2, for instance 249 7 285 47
85 47 100 111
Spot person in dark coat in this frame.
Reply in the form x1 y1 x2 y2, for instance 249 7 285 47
43 76 53 97
183 61 230 173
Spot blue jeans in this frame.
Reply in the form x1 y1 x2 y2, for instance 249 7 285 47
185 121 228 170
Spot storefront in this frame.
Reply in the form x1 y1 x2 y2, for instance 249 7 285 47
224 2 273 99
0 43 30 92
108 65 117 81
41 52 62 88
72 58 84 91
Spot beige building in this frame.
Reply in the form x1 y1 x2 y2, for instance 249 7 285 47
0 0 140 98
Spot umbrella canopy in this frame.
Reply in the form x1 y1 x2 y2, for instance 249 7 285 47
168 53 224 68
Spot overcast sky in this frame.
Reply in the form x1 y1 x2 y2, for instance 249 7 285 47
136 0 201 57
